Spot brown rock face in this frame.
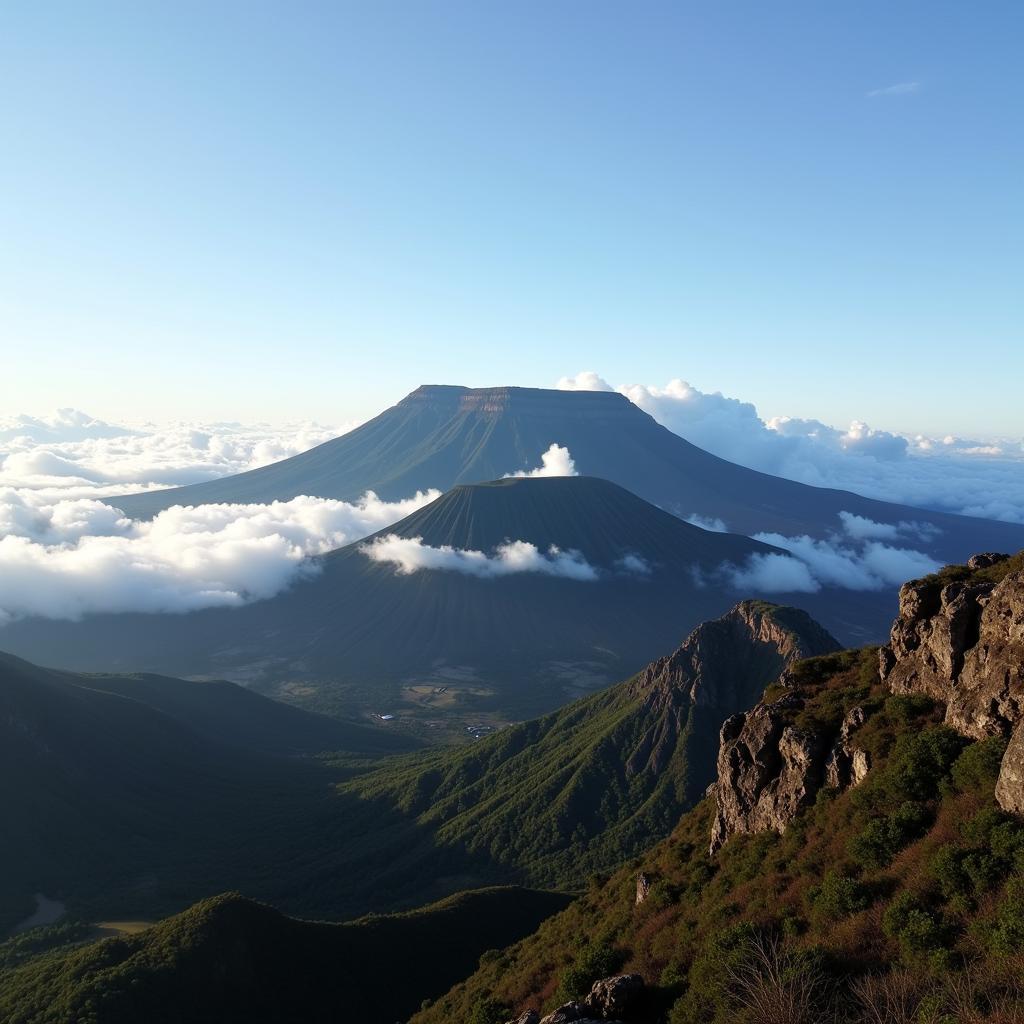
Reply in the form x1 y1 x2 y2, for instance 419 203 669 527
709 694 831 854
880 570 1024 738
879 563 1024 813
825 706 871 789
515 974 647 1024
996 723 1024 814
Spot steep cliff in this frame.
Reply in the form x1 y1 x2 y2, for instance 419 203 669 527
708 652 874 853
879 552 1024 811
709 551 1024 855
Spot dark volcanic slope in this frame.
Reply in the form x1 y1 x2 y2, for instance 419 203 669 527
0 479 883 711
0 888 573 1024
113 385 1024 563
0 651 414 932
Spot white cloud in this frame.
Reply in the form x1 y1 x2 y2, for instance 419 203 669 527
683 513 729 533
555 371 614 392
556 372 1024 523
727 553 821 593
361 535 598 580
867 81 921 98
0 489 438 622
506 443 578 478
0 408 353 502
616 553 652 575
723 509 943 595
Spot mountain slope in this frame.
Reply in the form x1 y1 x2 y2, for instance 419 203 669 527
0 653 414 933
113 385 1024 564
3 478 846 720
337 602 839 894
0 887 573 1024
411 645 1024 1024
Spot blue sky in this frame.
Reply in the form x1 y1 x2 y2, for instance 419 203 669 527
1 1 1021 435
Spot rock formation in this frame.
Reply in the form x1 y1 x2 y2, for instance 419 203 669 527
709 694 831 854
879 559 1023 811
824 706 871 789
506 973 646 1024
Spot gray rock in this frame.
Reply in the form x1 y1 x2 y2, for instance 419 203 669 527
582 974 644 1018
504 1013 541 1024
880 567 1024 740
635 873 650 906
709 694 828 854
996 722 1024 815
825 706 870 789
968 552 1010 570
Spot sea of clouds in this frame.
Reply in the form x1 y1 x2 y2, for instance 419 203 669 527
557 372 1024 524
1 380 1018 623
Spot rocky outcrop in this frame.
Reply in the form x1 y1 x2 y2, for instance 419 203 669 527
878 561 1024 812
634 872 651 906
624 602 839 782
509 974 646 1024
709 695 827 853
824 707 870 789
996 723 1024 814
880 567 1023 739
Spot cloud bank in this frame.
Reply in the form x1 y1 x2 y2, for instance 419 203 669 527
556 372 1024 523
506 443 578 478
361 536 598 580
0 409 351 503
0 489 438 622
723 510 943 594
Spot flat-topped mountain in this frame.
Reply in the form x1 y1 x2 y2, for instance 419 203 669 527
113 385 1024 565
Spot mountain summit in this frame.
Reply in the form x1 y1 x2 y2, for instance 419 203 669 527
113 385 1024 565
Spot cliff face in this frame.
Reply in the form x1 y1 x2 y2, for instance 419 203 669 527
880 559 1024 739
709 694 869 854
709 553 1024 855
879 556 1024 812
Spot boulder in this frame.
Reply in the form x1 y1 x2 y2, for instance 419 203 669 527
709 694 828 854
582 974 644 1019
996 722 1024 815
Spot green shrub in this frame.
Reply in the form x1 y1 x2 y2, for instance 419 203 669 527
809 871 869 921
950 737 1007 792
986 878 1024 954
882 892 943 956
557 941 621 1001
849 801 930 869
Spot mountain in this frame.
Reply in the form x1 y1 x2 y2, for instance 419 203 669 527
113 385 1024 565
0 601 837 936
2 477 850 723
0 888 573 1024
412 610 1024 1024
342 601 840 892
0 652 414 934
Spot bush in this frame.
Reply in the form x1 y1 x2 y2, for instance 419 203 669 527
557 941 621 1001
470 996 510 1024
882 892 943 957
950 737 1007 792
809 871 869 922
849 801 930 870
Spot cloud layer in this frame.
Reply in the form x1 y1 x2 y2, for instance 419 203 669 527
556 372 1024 523
361 536 598 580
0 409 351 503
0 489 438 622
723 510 942 594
